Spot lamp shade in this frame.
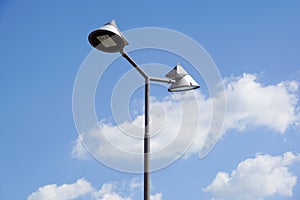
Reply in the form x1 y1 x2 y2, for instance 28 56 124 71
88 20 128 53
166 64 200 92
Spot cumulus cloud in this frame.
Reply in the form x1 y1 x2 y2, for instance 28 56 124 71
28 178 161 200
223 74 299 133
74 90 210 172
72 73 299 164
27 178 93 200
92 182 131 200
203 152 300 200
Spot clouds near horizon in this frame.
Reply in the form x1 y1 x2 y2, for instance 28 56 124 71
28 178 162 200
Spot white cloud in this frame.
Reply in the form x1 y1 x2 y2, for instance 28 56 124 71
71 136 90 160
72 73 300 164
27 178 93 200
223 74 299 133
203 152 300 200
73 91 209 171
92 182 131 200
28 178 161 200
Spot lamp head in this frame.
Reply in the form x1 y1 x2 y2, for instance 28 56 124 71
166 64 200 92
88 20 128 53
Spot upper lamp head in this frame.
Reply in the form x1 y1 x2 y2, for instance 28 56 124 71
88 19 128 53
166 64 200 92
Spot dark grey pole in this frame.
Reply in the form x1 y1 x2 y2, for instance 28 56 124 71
120 50 148 79
144 77 150 200
120 50 150 200
120 49 174 200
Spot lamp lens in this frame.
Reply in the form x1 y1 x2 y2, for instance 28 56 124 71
96 35 117 47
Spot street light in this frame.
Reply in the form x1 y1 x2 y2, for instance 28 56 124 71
166 63 200 92
88 19 200 200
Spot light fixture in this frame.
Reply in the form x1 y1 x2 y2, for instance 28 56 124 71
166 64 200 92
88 19 128 53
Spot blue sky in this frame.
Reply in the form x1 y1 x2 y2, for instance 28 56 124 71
1 1 300 200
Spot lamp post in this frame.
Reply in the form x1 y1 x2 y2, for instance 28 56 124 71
88 20 200 200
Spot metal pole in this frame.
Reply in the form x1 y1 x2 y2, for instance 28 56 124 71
120 49 173 200
144 77 150 200
150 76 175 84
120 49 148 79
